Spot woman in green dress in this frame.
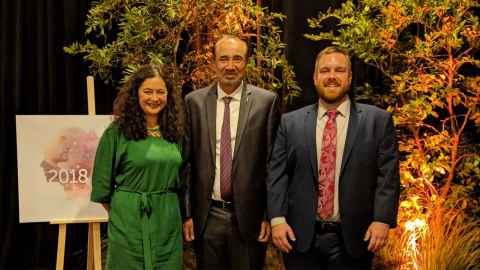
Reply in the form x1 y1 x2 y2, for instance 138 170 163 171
91 64 184 270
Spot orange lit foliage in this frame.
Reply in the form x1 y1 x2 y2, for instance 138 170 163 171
306 0 480 268
65 0 300 104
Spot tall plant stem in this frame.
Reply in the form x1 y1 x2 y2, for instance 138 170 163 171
256 0 262 67
440 47 461 200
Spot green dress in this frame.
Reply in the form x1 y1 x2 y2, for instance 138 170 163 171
91 125 182 270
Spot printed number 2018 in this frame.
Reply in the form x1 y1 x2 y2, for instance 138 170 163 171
47 169 88 184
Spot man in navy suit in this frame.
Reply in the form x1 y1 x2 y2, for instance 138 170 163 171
267 46 400 269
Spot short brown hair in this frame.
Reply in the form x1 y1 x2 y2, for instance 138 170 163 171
315 46 352 72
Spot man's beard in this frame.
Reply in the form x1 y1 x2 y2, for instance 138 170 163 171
318 87 350 104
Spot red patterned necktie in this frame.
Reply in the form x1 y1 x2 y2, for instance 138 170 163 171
220 97 233 201
318 109 337 220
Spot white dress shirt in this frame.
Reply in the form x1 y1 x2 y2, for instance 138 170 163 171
212 82 243 201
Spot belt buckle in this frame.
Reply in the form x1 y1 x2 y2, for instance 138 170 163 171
317 221 339 232
221 201 231 209
324 222 333 231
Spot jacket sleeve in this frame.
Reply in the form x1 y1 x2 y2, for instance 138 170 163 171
374 113 400 227
180 96 193 220
267 115 290 220
266 94 281 163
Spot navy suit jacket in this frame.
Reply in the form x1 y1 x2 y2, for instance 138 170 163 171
267 102 400 257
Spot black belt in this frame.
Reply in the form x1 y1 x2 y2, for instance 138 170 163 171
211 200 234 211
315 221 341 234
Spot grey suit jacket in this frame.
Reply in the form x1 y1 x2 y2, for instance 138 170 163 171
267 102 400 257
183 82 280 241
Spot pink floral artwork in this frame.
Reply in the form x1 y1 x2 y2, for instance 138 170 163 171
40 127 99 199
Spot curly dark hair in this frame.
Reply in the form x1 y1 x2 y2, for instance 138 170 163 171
112 64 184 143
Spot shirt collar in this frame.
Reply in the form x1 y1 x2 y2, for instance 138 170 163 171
217 81 243 101
317 96 350 120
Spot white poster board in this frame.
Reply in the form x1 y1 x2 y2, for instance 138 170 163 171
16 115 113 223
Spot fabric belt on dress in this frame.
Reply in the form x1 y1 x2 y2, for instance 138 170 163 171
116 187 178 270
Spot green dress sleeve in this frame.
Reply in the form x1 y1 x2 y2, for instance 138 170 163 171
90 125 120 203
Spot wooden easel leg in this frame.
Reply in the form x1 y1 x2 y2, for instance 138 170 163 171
87 223 94 270
56 224 67 270
93 223 102 270
87 222 102 270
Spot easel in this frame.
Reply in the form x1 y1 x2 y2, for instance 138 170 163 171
50 76 108 270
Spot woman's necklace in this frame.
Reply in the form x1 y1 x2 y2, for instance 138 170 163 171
146 126 161 138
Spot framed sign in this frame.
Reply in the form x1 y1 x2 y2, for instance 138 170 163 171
16 115 113 223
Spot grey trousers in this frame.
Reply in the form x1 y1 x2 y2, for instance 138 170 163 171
195 206 267 270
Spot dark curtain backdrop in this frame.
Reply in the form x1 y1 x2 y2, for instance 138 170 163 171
276 0 381 110
0 1 114 269
0 0 374 269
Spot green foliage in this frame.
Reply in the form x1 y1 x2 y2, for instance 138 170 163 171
65 0 301 103
307 0 480 268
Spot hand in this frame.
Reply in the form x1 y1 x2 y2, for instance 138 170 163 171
183 218 195 242
364 221 389 252
257 221 271 242
272 223 296 253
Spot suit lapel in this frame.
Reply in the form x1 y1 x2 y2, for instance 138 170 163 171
340 103 362 176
305 104 319 184
233 83 253 161
205 84 217 167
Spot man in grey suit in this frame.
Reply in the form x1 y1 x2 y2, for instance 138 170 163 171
182 35 280 270
268 47 400 269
